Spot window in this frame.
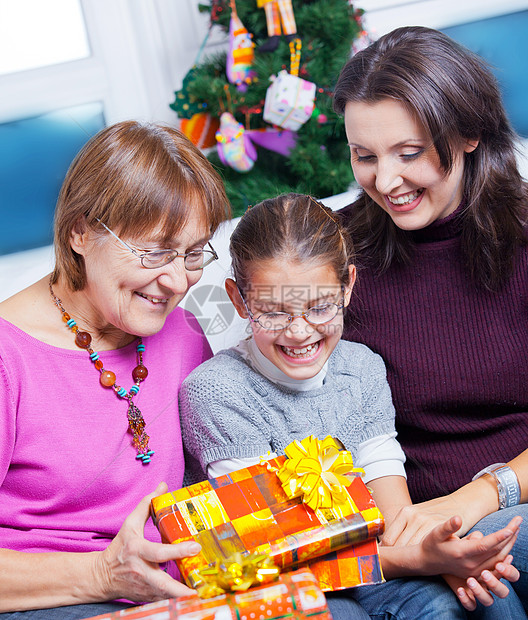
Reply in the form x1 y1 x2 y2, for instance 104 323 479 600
0 0 90 75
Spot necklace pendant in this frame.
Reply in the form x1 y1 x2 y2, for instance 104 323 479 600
127 401 154 464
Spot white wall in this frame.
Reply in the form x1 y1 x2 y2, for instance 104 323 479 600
359 0 528 34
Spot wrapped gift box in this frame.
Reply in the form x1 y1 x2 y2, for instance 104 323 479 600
151 456 384 591
263 70 316 131
82 569 332 620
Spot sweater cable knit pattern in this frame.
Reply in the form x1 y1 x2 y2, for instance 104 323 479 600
180 340 397 482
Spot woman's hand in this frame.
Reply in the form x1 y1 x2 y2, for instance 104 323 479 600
418 515 521 579
444 554 520 611
382 496 466 546
93 482 201 603
382 478 502 547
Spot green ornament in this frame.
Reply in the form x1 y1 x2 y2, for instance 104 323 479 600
170 67 204 119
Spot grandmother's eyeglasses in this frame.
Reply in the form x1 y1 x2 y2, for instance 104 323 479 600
238 288 345 331
95 219 218 271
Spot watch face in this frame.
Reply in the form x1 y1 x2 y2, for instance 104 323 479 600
493 466 520 510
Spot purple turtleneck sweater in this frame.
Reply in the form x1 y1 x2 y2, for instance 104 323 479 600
340 203 528 503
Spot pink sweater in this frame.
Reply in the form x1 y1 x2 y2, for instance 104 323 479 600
0 308 212 554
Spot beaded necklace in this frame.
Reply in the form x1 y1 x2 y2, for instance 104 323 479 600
49 279 154 464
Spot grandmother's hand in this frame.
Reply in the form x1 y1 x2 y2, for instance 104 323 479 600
93 482 200 603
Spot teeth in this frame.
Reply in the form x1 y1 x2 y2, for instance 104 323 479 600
387 189 423 205
138 293 167 304
282 342 319 357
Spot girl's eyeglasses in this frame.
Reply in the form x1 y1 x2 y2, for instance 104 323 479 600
95 219 218 271
238 288 345 331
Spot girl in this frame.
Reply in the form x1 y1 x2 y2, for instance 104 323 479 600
180 193 520 619
333 25 528 615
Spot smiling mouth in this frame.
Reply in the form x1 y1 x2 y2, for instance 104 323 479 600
280 341 321 359
137 292 168 304
387 189 424 205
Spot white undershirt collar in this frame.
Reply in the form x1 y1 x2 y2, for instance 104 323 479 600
234 336 328 392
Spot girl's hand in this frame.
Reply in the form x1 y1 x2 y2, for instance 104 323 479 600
444 555 520 611
418 515 521 578
93 482 201 603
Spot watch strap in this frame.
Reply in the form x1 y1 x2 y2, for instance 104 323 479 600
472 463 521 509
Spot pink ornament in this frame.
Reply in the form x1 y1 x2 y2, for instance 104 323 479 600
226 5 256 92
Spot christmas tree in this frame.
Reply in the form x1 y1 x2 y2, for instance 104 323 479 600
173 0 368 216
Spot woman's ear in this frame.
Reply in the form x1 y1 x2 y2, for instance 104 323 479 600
464 139 479 154
69 217 88 256
225 278 249 319
343 264 357 308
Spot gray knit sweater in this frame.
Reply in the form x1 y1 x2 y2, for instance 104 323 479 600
180 340 396 482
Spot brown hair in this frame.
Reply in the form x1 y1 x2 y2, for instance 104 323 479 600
229 193 354 292
52 121 230 290
334 26 527 290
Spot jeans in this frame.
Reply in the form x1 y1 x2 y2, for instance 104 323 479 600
326 594 372 619
350 576 466 619
465 504 528 619
0 602 136 619
332 505 528 620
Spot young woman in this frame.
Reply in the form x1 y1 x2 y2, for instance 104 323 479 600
333 25 528 615
180 193 520 619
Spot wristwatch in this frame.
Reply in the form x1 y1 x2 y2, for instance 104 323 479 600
472 463 521 509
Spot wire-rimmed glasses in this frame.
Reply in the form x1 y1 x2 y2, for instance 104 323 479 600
95 219 218 270
239 288 345 331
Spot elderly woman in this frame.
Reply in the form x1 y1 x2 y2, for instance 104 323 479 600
0 121 229 618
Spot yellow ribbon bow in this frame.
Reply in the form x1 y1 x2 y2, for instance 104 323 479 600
276 436 364 512
194 552 280 599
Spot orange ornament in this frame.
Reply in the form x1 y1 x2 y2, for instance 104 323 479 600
180 113 220 149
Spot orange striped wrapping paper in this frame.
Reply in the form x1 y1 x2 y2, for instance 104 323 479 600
150 456 385 592
82 569 331 620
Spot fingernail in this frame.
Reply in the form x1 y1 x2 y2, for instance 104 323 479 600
188 542 201 554
468 578 478 589
482 570 491 580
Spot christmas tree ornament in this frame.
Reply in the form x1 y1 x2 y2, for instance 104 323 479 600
170 67 206 120
257 0 298 53
180 112 220 149
211 0 228 22
49 280 154 464
226 0 256 92
216 112 257 172
247 126 297 156
174 0 364 212
263 38 316 131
